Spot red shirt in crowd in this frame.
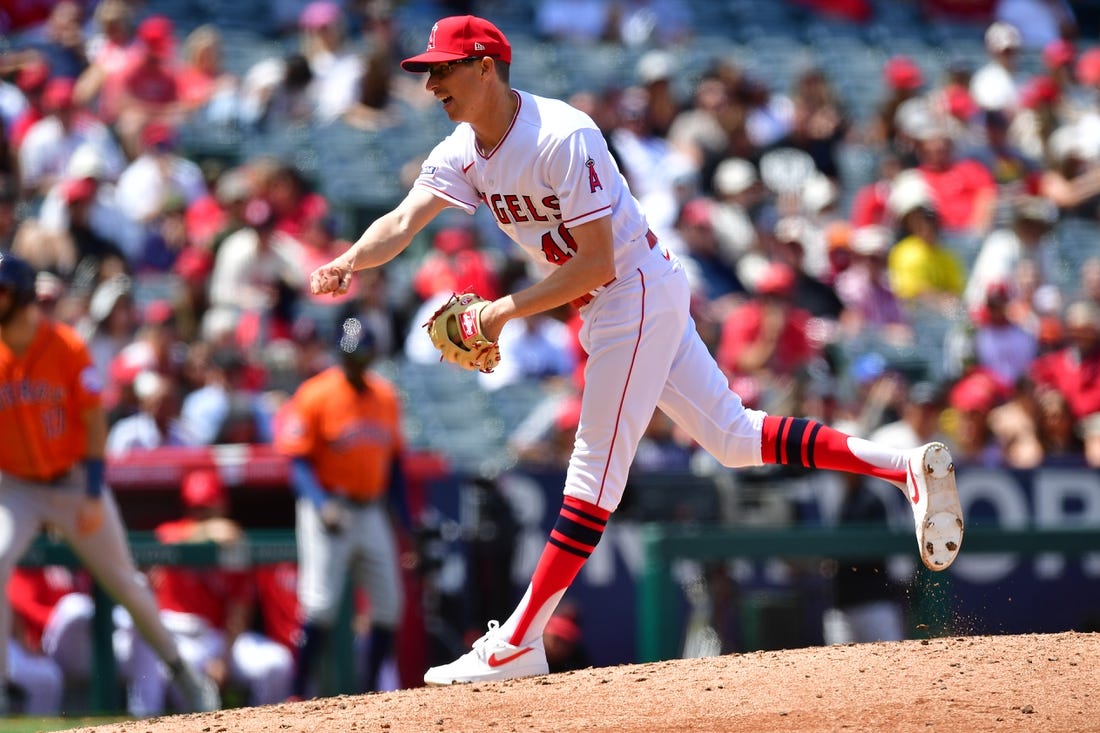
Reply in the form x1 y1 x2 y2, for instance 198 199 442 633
150 518 254 630
7 567 88 651
252 561 299 652
717 301 817 381
121 59 180 107
918 160 997 231
1030 348 1100 420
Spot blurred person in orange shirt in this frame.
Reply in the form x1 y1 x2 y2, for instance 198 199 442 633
275 317 407 697
0 252 218 715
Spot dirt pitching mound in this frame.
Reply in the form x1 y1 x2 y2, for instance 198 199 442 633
70 631 1097 733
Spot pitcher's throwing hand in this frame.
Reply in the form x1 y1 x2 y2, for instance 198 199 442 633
309 262 352 296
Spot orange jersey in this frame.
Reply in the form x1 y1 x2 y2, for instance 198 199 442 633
0 320 102 480
275 367 403 503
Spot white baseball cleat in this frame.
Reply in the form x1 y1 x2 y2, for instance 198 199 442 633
906 442 964 571
424 620 549 686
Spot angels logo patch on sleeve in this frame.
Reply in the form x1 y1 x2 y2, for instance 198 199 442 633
586 159 603 193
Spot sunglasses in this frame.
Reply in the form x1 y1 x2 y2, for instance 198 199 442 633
426 57 486 79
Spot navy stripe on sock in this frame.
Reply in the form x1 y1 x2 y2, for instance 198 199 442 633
784 418 809 467
805 420 823 469
562 505 608 528
775 416 790 464
554 514 605 549
548 536 593 559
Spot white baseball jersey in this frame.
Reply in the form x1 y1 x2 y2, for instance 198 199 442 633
415 90 659 297
412 87 766 513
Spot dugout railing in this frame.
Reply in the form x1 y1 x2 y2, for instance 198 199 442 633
638 524 1100 663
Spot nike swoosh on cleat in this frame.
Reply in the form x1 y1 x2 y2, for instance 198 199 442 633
487 648 534 668
907 463 920 504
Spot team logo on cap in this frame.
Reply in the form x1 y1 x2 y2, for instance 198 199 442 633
427 23 438 50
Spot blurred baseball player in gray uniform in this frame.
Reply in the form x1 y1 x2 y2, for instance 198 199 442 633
275 318 407 697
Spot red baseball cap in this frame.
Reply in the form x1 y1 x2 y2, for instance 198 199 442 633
755 262 796 296
1043 39 1075 70
401 15 511 72
884 55 923 91
1021 75 1060 109
137 15 174 57
63 176 98 205
1077 48 1100 86
16 60 50 93
182 468 226 509
42 78 75 112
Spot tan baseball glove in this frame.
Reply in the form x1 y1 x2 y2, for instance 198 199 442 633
423 293 501 373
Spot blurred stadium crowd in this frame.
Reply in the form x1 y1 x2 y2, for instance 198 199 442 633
4 0 1100 714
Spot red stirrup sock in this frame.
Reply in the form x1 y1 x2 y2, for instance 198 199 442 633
501 496 610 647
761 415 907 484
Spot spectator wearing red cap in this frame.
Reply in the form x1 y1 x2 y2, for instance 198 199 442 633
848 151 905 230
18 76 126 199
120 468 293 714
104 297 188 418
946 370 1005 467
1009 74 1063 163
717 261 818 411
908 114 998 235
114 15 182 158
32 142 143 270
3 57 52 151
1030 300 1100 423
671 197 743 309
410 225 501 303
509 391 584 470
969 282 1038 390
